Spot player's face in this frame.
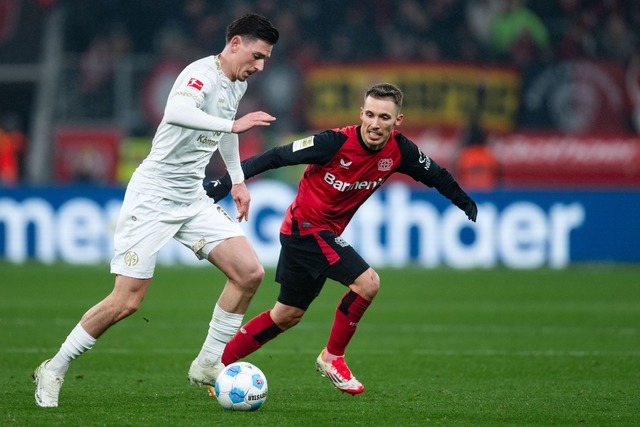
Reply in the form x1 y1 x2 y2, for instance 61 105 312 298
229 36 273 81
359 96 404 150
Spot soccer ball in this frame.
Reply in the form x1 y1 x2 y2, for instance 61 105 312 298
212 362 268 411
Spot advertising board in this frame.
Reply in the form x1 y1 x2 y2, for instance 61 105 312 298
1 182 637 268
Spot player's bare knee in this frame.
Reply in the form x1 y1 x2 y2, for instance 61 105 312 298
233 263 264 294
369 269 381 296
244 263 265 288
362 281 379 301
273 308 303 330
119 300 142 319
276 316 300 330
352 268 380 301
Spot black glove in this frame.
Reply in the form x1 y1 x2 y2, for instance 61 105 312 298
204 177 231 202
447 182 478 222
461 198 478 222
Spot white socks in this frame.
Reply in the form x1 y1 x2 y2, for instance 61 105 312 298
47 323 96 376
197 304 243 365
44 306 242 375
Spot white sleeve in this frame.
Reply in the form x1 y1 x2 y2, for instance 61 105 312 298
218 132 244 184
163 93 234 133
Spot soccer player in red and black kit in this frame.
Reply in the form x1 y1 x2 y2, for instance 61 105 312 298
205 82 477 394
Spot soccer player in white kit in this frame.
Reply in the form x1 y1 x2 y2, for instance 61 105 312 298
33 13 279 408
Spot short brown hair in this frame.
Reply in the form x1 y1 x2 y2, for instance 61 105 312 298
365 83 403 110
226 13 279 45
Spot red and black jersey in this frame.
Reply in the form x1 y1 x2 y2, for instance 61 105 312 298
238 125 471 236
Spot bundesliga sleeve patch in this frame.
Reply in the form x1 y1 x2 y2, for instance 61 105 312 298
186 77 204 91
292 136 314 152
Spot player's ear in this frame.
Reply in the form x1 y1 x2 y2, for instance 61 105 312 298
230 35 243 50
395 113 404 127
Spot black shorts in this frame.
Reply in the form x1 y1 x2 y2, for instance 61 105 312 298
275 230 369 310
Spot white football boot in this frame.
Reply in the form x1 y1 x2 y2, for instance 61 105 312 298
187 358 224 386
33 359 64 407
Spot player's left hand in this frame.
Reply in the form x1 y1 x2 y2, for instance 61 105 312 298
231 182 251 222
205 179 229 202
463 199 478 222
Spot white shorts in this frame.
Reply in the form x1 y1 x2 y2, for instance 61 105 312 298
110 190 244 279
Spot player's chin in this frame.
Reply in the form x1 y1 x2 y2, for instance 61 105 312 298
239 71 254 82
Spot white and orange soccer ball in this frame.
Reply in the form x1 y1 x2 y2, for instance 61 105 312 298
209 362 268 411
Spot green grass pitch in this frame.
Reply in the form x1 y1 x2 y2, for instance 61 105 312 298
1 262 639 426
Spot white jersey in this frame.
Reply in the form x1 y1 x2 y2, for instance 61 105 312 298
128 55 247 203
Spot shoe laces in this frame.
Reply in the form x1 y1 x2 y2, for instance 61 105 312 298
331 358 353 380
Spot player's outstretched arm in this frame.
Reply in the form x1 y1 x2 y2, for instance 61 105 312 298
205 132 335 203
426 165 477 222
205 141 311 202
164 95 234 133
398 142 478 222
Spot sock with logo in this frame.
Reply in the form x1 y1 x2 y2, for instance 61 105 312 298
46 323 96 376
197 304 244 365
325 290 371 357
221 311 283 365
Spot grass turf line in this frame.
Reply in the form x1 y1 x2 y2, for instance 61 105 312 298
1 263 639 426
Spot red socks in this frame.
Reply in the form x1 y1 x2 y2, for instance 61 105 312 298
222 291 371 365
326 290 371 357
221 311 283 366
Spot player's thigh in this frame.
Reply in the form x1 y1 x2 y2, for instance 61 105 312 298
175 198 262 278
209 235 263 281
275 234 329 310
112 275 152 305
174 198 245 260
318 231 370 287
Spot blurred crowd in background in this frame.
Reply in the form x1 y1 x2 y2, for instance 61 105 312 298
64 0 640 127
65 0 639 68
2 0 640 185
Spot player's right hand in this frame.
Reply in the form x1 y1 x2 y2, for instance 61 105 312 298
232 111 275 133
